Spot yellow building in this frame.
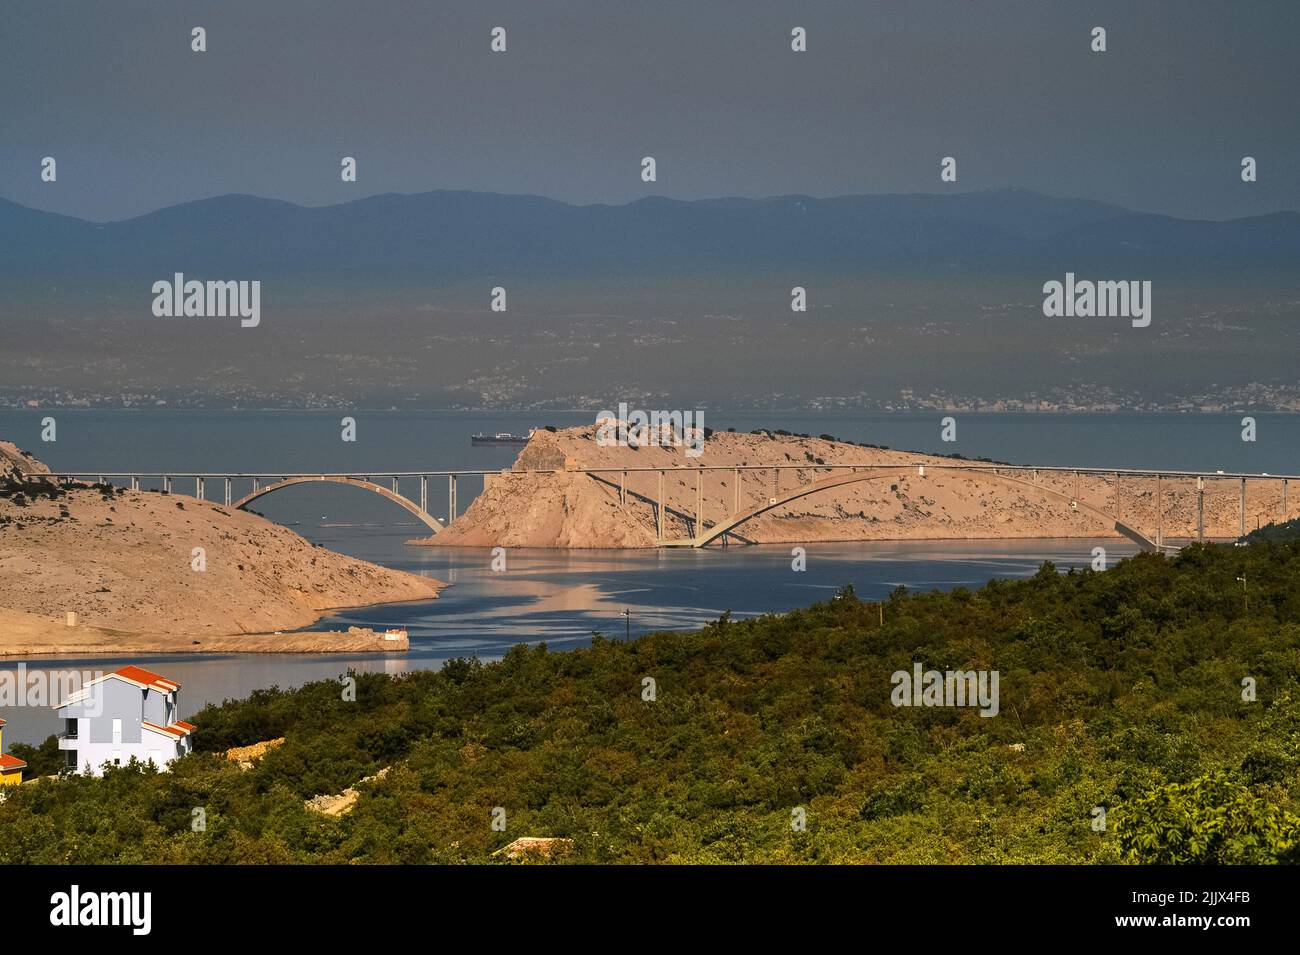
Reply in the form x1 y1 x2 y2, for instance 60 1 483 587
0 718 26 785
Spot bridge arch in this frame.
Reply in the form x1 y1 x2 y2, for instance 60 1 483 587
232 476 442 533
692 466 1154 550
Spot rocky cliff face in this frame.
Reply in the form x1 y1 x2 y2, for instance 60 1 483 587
0 441 50 479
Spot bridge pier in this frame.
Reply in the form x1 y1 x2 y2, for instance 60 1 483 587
1156 474 1163 548
130 476 140 492
163 475 172 494
224 477 232 506
1197 476 1204 540
448 474 458 523
656 470 664 541
733 468 740 515
696 469 702 535
1285 479 1289 523
420 475 428 514
196 476 204 501
1240 477 1247 538
620 469 627 506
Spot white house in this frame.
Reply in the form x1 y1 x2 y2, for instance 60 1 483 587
53 665 195 775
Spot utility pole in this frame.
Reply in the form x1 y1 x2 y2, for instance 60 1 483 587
621 608 631 642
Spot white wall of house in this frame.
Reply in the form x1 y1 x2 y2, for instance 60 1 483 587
61 728 185 775
56 678 191 776
63 738 184 779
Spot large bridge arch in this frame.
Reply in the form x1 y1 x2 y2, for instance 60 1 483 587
691 465 1155 550
232 476 442 533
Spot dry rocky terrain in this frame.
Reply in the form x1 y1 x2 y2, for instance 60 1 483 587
425 425 1289 548
0 440 442 654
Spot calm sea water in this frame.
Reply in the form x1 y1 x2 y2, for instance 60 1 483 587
1 409 1292 744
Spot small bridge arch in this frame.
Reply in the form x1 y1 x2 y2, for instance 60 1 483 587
233 475 442 533
691 465 1155 550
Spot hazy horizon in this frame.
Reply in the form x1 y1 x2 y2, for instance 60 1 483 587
4 1 1299 414
3 0 1297 221
4 184 1298 227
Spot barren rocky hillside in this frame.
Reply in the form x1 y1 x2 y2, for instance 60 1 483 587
1 440 50 478
0 441 442 651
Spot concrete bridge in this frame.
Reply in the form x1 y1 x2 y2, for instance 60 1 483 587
577 462 1300 551
28 463 1300 552
29 470 515 535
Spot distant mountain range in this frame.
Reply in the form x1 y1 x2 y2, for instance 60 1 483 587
2 188 1297 283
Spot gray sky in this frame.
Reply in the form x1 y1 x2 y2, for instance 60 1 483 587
2 0 1297 221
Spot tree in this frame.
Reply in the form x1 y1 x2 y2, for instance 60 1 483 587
1115 771 1300 864
9 735 63 778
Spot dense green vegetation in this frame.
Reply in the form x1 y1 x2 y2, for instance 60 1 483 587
1247 517 1300 543
8 735 62 779
2 541 1299 864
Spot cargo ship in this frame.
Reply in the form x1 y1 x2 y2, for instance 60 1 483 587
471 429 536 446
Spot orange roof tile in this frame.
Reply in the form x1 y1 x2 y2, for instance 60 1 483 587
113 665 181 692
142 721 195 738
0 754 26 770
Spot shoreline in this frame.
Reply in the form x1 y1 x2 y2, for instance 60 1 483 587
0 627 413 658
409 532 1237 550
0 625 412 658
0 632 409 657
0 590 446 658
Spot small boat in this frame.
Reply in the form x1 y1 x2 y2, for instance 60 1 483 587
471 430 535 446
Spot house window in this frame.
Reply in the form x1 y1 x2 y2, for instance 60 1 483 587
64 749 78 769
64 718 77 739
112 750 122 766
112 718 122 744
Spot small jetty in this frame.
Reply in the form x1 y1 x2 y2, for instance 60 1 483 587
471 430 535 446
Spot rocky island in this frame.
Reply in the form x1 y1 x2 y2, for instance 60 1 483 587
424 424 1287 548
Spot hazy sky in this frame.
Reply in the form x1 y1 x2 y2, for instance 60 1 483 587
3 0 1297 221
